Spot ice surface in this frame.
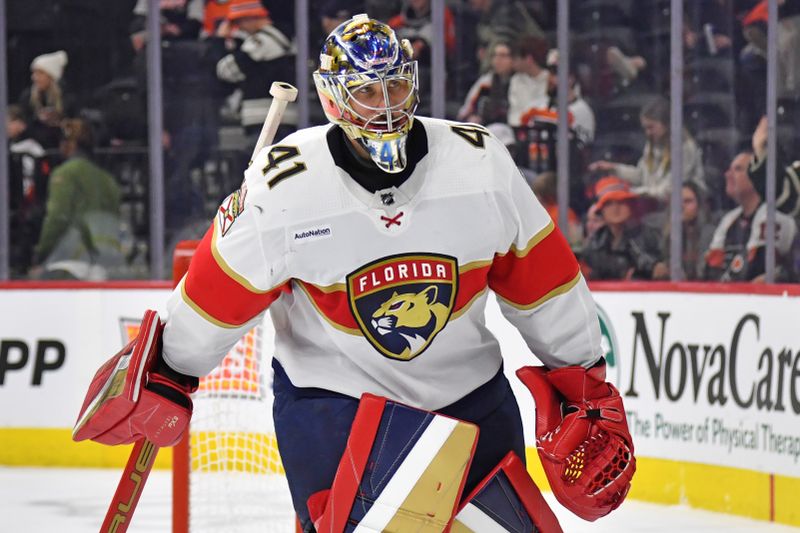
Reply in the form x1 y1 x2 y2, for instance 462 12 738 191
2 466 797 532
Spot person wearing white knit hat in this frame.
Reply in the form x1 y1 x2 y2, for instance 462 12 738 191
31 50 68 82
20 50 70 148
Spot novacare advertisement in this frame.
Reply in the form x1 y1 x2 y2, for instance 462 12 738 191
592 290 800 477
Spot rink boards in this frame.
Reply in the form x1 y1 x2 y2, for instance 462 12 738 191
0 281 798 526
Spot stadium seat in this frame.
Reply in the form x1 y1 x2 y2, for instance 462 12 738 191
694 128 742 171
777 96 799 127
594 93 660 135
685 57 735 95
631 0 672 33
590 135 643 167
684 93 736 133
573 0 631 31
594 104 641 135
574 27 637 57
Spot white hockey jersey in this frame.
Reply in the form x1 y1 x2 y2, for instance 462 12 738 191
162 117 603 410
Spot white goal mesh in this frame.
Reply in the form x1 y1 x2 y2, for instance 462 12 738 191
182 322 296 532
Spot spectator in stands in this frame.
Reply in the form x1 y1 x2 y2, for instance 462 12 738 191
605 46 647 88
661 182 716 281
215 0 296 142
129 0 204 52
466 0 544 72
683 1 734 60
32 118 125 281
582 176 669 281
203 0 233 38
737 1 800 133
7 105 47 277
320 0 355 37
388 0 456 66
584 202 604 241
18 50 71 149
589 96 705 205
7 104 46 208
457 40 513 125
748 116 800 219
738 2 769 135
507 36 549 127
742 1 800 94
545 49 596 145
531 171 583 250
705 149 797 282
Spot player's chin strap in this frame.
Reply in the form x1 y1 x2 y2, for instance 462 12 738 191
306 394 562 533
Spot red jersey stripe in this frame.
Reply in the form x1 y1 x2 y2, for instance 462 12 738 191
453 261 491 319
183 224 290 327
297 281 361 334
489 223 581 309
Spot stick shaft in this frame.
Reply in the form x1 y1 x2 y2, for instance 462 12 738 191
99 439 160 533
250 82 299 161
251 99 290 161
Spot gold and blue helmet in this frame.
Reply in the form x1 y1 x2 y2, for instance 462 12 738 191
313 14 419 173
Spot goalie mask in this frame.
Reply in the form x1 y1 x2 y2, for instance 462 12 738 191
313 14 419 173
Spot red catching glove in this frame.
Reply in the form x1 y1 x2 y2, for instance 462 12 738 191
516 361 635 521
72 310 198 447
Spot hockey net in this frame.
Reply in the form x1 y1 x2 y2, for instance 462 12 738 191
171 241 296 533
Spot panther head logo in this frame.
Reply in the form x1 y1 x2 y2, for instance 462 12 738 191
347 254 458 361
371 286 450 358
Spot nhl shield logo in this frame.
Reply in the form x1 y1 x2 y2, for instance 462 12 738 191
347 254 459 361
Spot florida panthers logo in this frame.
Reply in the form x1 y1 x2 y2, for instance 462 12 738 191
347 254 458 361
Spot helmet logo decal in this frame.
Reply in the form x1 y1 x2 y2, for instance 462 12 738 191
347 254 458 361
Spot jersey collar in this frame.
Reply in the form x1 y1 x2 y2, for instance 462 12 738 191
326 121 429 209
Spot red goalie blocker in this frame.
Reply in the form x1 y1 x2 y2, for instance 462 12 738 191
72 310 197 447
517 362 635 521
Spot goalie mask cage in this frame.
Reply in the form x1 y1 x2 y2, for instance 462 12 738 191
171 241 297 533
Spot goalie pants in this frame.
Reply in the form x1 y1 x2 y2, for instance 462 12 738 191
271 360 526 531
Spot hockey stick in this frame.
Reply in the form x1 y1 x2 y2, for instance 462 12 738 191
99 439 158 532
99 82 300 533
250 81 299 161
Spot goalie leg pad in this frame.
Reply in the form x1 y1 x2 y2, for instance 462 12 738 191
310 394 479 533
453 451 562 533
